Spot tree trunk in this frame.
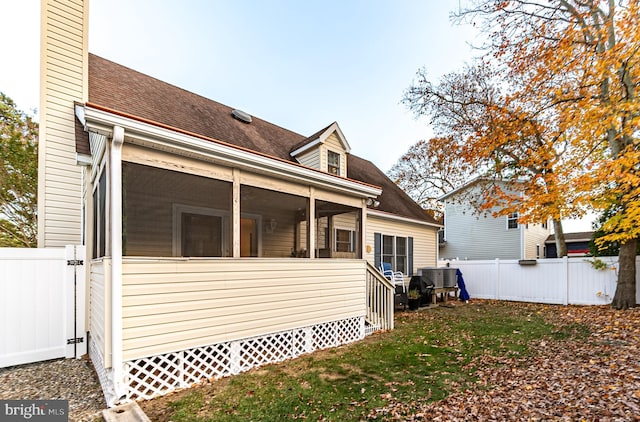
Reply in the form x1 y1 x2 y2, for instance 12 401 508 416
552 219 567 257
611 237 637 310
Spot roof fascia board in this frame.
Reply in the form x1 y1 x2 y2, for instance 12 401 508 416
367 209 443 229
323 122 351 153
438 176 484 201
82 105 381 198
290 138 322 157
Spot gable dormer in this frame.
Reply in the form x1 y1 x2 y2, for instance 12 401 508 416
290 122 351 177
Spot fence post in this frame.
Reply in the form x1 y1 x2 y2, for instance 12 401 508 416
64 245 87 359
495 258 501 300
562 256 569 305
75 246 87 357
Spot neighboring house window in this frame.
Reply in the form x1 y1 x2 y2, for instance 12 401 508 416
335 228 355 252
536 244 540 259
507 212 519 229
327 150 340 175
375 233 413 275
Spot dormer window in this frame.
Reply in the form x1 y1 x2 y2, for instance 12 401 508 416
328 150 340 175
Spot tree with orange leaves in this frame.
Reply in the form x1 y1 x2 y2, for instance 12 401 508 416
457 0 639 308
402 62 593 258
403 0 638 308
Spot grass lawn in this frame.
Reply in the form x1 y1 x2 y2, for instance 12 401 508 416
139 301 587 421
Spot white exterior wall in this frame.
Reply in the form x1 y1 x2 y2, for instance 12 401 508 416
441 200 521 260
38 0 89 247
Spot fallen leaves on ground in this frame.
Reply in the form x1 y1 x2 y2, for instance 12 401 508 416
369 302 640 421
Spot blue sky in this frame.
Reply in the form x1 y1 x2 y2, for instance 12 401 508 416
2 0 480 172
1 0 594 231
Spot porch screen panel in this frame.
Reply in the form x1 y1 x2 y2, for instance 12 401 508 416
122 162 232 257
240 185 309 258
92 169 107 259
315 200 361 259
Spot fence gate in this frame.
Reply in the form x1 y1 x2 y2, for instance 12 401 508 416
0 245 86 368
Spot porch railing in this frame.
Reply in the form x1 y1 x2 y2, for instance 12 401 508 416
365 262 395 334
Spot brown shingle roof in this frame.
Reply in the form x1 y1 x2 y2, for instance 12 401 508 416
289 123 334 155
546 231 594 243
86 54 438 226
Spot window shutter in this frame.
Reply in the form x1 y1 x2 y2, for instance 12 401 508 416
408 237 414 276
374 232 381 269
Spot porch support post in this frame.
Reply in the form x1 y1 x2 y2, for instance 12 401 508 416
360 199 366 259
309 187 316 258
232 169 240 257
110 125 126 401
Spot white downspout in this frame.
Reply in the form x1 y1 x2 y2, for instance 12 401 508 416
110 126 125 402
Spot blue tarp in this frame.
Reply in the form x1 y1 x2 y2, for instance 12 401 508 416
456 269 470 301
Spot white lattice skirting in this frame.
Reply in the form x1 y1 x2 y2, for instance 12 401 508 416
94 316 365 403
89 337 118 407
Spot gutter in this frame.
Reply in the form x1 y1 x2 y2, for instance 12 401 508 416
79 104 382 199
367 209 443 229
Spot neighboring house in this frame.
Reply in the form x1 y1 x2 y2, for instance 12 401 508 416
39 0 441 405
439 178 550 260
546 232 594 257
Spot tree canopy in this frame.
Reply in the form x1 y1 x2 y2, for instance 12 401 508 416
387 136 473 216
0 93 38 247
401 0 639 308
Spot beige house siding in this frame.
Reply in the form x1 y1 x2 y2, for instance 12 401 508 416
90 259 112 368
365 214 438 274
524 223 551 259
38 0 88 247
322 133 347 177
120 258 366 360
296 147 321 170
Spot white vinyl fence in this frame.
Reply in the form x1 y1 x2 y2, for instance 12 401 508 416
441 256 640 306
0 246 86 367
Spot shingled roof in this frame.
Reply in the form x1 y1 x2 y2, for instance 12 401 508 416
86 54 438 226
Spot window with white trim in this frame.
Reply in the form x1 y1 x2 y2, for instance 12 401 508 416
382 234 408 274
327 150 340 175
335 228 355 252
507 212 519 229
173 204 229 257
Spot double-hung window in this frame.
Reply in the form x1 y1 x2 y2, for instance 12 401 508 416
376 233 412 275
327 150 340 175
335 228 355 252
507 212 519 229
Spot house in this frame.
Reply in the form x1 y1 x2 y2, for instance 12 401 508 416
39 0 441 405
439 178 550 260
545 232 594 257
